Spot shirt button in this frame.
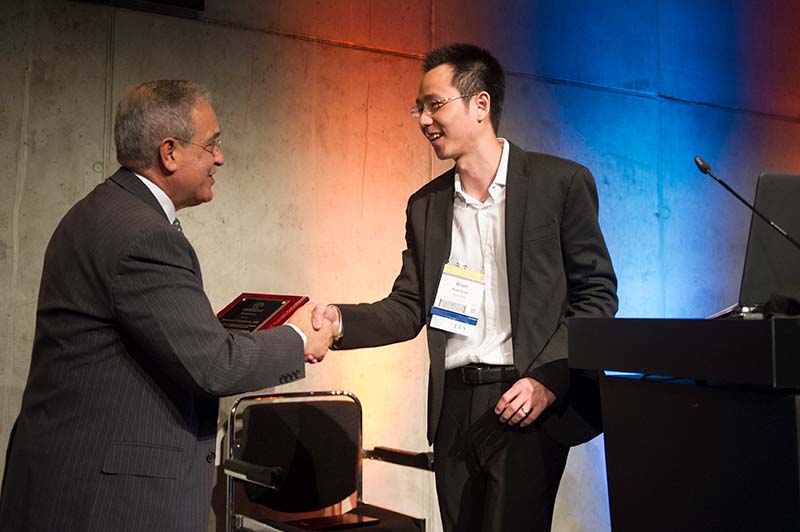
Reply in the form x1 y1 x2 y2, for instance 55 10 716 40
206 453 216 463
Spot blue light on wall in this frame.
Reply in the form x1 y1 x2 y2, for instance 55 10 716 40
482 1 800 320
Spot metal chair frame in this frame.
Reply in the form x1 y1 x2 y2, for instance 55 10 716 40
224 390 432 532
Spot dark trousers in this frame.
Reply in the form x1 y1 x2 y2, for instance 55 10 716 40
433 370 569 532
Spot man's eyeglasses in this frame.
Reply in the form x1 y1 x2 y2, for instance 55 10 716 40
175 137 222 156
410 93 477 119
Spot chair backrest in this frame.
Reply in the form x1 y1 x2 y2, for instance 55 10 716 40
234 393 361 513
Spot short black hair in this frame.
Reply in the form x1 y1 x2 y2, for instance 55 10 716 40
423 43 505 133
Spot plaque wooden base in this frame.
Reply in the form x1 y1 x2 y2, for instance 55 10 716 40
217 293 309 332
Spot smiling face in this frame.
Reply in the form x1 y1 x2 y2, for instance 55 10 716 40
416 64 479 162
169 99 224 210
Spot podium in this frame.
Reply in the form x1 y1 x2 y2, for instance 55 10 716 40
569 318 800 532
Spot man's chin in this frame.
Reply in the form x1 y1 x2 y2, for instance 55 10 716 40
188 194 213 208
432 146 448 160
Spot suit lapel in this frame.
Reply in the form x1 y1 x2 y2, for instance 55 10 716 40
107 168 204 287
505 142 528 335
424 169 455 308
424 169 455 361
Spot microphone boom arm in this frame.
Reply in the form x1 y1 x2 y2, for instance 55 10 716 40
694 156 800 253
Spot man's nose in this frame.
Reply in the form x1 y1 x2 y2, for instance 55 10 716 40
418 111 433 128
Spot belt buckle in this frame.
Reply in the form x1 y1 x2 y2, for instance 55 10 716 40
460 364 516 385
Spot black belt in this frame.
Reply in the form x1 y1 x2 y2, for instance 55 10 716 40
452 364 518 385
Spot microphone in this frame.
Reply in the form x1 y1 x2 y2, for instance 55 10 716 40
694 156 800 253
694 156 712 175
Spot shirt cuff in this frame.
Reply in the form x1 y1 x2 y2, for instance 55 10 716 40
284 323 306 346
330 305 344 349
332 305 343 339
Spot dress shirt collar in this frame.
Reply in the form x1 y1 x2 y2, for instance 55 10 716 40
134 172 177 223
454 138 509 205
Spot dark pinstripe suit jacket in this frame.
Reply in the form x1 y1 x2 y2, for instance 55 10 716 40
337 142 618 446
0 168 304 532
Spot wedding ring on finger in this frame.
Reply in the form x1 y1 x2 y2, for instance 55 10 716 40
520 406 529 416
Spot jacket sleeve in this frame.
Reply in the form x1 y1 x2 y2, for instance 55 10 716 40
559 166 618 319
526 165 618 399
110 226 305 397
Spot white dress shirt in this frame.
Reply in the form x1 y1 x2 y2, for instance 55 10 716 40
444 139 514 370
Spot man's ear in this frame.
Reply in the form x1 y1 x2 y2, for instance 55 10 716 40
159 138 179 173
474 91 492 123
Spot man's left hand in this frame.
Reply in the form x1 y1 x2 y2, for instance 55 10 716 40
494 377 555 428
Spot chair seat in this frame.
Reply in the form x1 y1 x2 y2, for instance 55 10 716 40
245 503 421 532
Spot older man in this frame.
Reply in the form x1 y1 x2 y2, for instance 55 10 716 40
0 80 333 532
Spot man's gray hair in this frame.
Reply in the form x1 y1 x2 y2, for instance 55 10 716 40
114 80 211 172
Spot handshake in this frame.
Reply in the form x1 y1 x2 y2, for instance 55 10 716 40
286 302 341 364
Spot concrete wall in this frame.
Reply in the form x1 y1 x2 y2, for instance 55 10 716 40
3 1 800 531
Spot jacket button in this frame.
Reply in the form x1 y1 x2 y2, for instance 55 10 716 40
206 453 215 463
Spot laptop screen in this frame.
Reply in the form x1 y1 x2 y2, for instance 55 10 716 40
739 173 800 307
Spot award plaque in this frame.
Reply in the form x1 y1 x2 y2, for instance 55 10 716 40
217 293 309 332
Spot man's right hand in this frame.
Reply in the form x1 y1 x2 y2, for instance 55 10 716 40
286 302 335 363
311 304 341 335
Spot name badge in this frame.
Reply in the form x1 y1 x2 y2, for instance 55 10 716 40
430 263 484 336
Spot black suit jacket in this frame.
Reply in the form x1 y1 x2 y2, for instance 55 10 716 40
0 169 305 532
337 142 618 445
